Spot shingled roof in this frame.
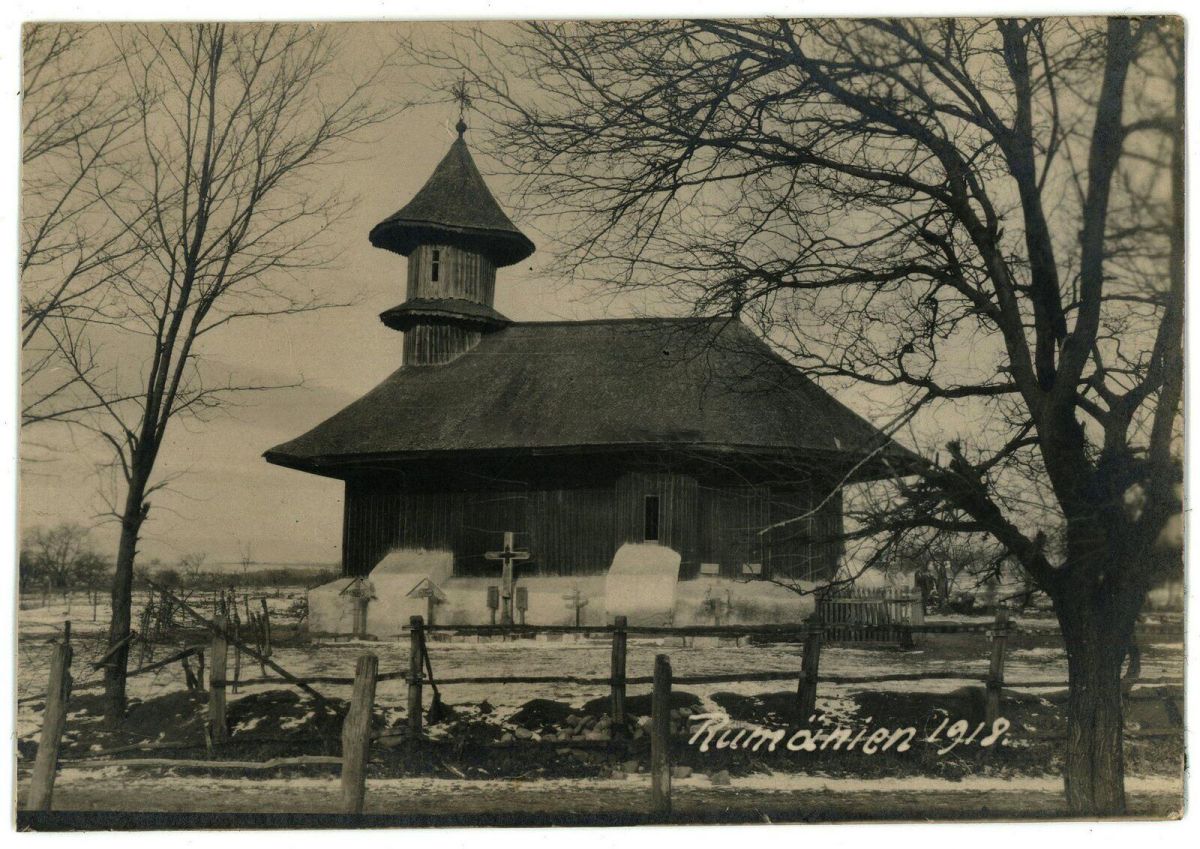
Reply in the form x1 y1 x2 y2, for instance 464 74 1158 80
265 317 916 480
368 128 535 267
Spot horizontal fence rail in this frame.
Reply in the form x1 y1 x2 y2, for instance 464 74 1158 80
422 623 822 637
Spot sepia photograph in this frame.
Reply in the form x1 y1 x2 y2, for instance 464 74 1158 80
10 8 1188 831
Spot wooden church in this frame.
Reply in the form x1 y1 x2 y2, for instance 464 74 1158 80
265 120 910 629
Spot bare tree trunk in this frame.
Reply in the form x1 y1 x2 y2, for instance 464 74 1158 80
103 472 149 717
1055 573 1142 816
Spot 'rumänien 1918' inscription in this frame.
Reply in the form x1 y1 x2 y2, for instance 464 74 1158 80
688 713 1011 756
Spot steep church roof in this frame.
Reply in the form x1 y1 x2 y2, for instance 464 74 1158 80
264 316 916 480
368 123 535 267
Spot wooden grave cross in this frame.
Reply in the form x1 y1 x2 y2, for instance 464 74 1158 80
563 586 589 627
484 531 530 625
408 578 448 627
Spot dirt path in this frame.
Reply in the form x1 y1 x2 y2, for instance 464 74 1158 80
17 771 1182 828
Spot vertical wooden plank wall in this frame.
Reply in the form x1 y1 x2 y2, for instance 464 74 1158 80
613 471 699 567
343 477 620 578
342 467 844 583
696 481 843 582
406 243 497 305
403 324 483 365
527 486 616 577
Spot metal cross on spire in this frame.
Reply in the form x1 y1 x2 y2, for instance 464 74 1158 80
451 75 472 137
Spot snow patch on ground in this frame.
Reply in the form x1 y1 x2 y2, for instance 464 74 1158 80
233 716 264 734
279 711 315 731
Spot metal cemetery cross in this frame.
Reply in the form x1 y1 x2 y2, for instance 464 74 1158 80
484 531 530 625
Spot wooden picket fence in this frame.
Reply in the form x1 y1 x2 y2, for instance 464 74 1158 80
818 585 923 645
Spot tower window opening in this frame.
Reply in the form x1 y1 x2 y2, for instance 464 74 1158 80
644 495 660 543
431 249 440 282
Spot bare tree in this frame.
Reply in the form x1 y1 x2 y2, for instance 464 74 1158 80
25 23 401 717
432 17 1183 814
21 523 102 592
20 24 146 428
239 541 255 580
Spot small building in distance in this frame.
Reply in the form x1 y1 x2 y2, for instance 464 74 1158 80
265 120 911 634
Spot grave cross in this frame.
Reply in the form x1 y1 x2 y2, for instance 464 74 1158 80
484 531 530 625
408 579 447 627
563 586 589 627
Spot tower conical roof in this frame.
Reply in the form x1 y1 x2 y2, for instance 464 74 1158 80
369 128 535 267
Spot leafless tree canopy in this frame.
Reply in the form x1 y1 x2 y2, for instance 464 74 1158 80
20 523 108 592
417 17 1183 814
21 22 402 716
21 24 144 425
432 18 1182 575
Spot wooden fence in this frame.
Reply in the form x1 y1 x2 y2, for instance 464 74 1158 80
20 589 1182 820
818 585 924 645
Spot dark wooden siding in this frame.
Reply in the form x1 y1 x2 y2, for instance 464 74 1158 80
406 243 496 304
614 472 699 573
760 484 843 581
528 487 615 576
343 477 617 578
342 463 843 582
697 484 769 579
403 323 483 365
693 481 843 582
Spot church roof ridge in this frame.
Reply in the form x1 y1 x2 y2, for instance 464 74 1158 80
504 314 725 328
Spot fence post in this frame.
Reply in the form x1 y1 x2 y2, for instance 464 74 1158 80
259 598 272 657
798 617 823 720
910 575 926 627
985 607 1009 726
408 615 424 736
26 626 73 812
181 655 199 691
341 653 379 815
610 616 627 733
650 653 672 818
209 614 229 745
231 639 242 695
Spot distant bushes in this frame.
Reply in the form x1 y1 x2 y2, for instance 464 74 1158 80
20 524 338 598
20 523 111 593
143 565 338 592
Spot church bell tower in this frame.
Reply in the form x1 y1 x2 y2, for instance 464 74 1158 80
368 119 535 366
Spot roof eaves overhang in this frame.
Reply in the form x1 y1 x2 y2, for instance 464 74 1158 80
368 218 535 267
262 441 922 483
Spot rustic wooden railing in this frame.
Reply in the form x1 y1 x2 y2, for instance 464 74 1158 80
20 602 1181 819
818 585 924 645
